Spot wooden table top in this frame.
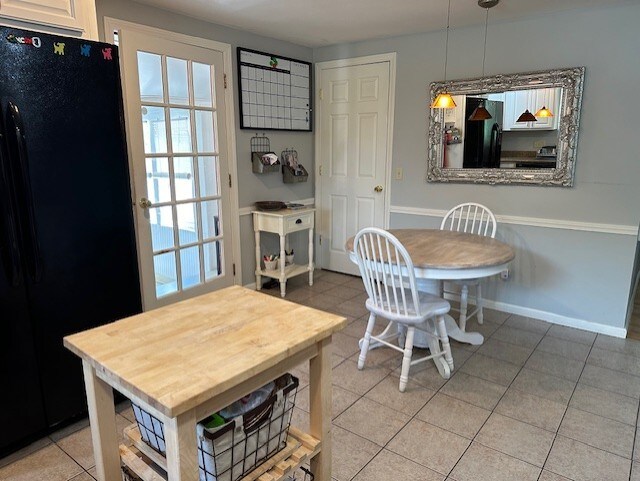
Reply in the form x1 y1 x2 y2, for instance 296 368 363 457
346 229 515 269
64 286 346 417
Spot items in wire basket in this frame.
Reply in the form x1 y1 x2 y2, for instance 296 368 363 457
251 133 280 174
281 148 309 183
131 373 299 481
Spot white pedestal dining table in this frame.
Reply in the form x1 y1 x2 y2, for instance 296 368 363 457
346 229 515 347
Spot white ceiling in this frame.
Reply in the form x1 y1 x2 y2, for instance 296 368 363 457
132 0 629 48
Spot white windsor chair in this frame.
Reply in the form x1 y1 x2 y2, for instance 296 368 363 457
440 202 497 331
353 227 454 391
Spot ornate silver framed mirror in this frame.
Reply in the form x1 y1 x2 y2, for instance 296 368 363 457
427 67 585 186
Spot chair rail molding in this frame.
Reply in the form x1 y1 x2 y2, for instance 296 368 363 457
389 205 638 236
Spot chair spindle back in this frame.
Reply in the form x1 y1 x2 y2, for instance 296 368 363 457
440 202 497 238
353 228 421 318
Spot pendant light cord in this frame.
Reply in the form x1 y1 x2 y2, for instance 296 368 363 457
443 0 451 82
481 7 489 77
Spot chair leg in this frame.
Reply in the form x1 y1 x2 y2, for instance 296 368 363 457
476 283 484 325
398 326 415 392
358 313 376 370
459 284 469 332
436 315 454 371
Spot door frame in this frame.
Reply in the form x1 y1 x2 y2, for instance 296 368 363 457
313 53 396 269
103 18 242 308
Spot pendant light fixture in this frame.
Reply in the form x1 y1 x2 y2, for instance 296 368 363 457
468 0 499 121
535 105 554 117
431 0 456 109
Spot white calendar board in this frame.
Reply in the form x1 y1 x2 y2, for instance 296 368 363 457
238 48 312 131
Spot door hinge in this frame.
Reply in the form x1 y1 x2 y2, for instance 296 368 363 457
224 73 228 89
229 174 232 188
319 88 323 100
319 235 322 245
233 263 236 276
318 165 322 176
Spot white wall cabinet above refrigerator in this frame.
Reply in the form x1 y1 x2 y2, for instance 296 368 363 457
502 88 561 131
0 0 98 39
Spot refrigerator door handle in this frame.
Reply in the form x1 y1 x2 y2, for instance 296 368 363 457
0 110 22 287
7 101 43 283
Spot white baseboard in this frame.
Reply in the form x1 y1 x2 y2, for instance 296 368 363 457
443 292 626 338
626 270 640 329
250 278 628 337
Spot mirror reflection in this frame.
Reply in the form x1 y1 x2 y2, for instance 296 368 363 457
442 87 561 170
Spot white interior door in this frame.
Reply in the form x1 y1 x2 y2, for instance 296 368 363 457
119 29 235 309
318 61 392 274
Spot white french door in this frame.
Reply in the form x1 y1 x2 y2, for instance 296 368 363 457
316 58 394 275
119 29 235 309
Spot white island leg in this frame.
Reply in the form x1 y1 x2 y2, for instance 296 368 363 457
82 361 120 481
309 227 314 286
279 234 286 297
255 229 262 290
164 411 199 481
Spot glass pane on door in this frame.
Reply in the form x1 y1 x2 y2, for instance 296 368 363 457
136 50 224 298
167 57 189 105
137 52 163 103
142 107 167 154
146 157 171 203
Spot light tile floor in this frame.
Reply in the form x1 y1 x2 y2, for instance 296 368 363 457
2 270 640 481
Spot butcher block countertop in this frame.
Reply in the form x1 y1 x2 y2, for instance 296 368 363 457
64 285 347 417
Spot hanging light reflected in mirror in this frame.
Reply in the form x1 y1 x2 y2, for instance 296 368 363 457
432 92 457 109
468 1 498 120
516 109 537 122
535 105 554 117
468 100 492 121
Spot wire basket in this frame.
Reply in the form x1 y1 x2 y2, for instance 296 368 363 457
251 134 280 174
122 466 140 481
285 466 314 481
281 149 308 183
132 374 299 481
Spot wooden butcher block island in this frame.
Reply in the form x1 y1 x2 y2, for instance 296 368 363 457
64 285 347 481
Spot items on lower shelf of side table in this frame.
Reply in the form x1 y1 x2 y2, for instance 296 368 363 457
253 208 315 297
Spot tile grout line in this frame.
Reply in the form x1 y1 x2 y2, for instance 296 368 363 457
629 398 640 481
444 314 554 480
335 318 640 478
534 330 598 481
335 312 488 480
334 312 516 479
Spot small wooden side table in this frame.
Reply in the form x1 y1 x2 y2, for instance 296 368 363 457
64 286 346 481
253 207 315 297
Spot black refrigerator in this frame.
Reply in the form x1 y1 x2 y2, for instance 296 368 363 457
0 27 142 455
463 98 503 168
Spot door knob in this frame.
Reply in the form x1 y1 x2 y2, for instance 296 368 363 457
374 185 383 193
139 197 153 209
